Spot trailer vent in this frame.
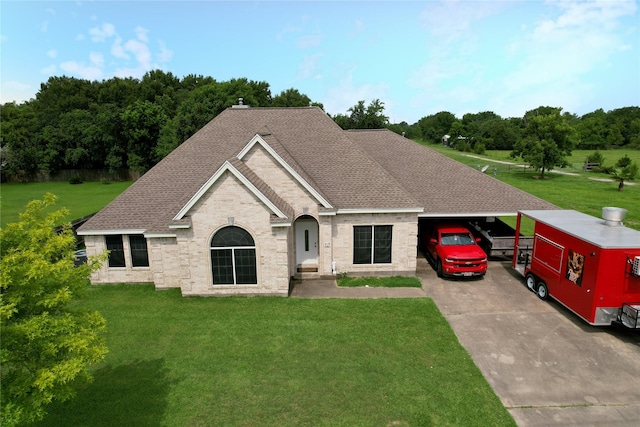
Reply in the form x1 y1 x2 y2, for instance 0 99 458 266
633 256 640 277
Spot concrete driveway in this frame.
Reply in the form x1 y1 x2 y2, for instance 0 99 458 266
417 255 640 427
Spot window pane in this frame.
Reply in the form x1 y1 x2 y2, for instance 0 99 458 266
234 248 257 284
373 225 392 264
106 235 125 267
211 226 254 247
353 226 372 264
211 249 234 284
129 234 149 267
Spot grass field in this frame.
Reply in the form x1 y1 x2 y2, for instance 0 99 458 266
33 285 515 427
0 181 132 228
423 144 640 231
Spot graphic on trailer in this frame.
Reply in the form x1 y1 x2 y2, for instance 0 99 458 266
565 249 585 286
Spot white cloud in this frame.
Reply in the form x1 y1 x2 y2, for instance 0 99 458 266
419 0 505 42
60 60 103 80
41 64 57 75
297 52 324 80
89 23 116 42
157 41 173 63
276 24 302 42
47 49 57 59
322 69 389 116
297 34 323 49
111 37 128 59
124 39 151 69
135 26 149 43
89 52 104 68
0 81 33 104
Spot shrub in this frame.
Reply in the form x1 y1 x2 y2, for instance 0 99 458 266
586 150 605 165
69 176 84 185
473 143 486 155
616 155 632 168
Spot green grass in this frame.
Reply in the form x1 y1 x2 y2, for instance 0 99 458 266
338 275 423 288
0 181 133 227
34 285 515 427
422 143 640 231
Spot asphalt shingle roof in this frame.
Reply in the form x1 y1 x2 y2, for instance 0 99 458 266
347 128 557 216
79 106 555 235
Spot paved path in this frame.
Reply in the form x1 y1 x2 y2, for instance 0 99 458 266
289 278 426 298
463 153 636 184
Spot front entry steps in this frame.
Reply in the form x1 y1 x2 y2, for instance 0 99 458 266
296 265 318 273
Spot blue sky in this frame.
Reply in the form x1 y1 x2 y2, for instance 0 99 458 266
1 0 638 123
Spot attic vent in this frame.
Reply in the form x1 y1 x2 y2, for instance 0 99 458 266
232 97 249 109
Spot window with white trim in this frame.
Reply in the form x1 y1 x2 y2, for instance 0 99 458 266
353 225 392 264
210 226 257 285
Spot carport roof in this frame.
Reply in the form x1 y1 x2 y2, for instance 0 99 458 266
347 129 557 217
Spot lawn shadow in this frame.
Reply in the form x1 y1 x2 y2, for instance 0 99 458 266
35 358 172 427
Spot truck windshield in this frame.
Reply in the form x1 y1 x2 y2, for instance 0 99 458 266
441 233 475 246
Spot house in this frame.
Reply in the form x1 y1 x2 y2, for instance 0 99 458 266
78 105 556 296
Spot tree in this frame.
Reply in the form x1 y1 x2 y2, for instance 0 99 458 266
120 100 168 172
611 162 638 191
0 194 108 426
333 99 389 130
511 107 575 178
271 88 312 107
418 111 457 143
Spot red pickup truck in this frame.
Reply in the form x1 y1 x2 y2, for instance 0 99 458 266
423 223 488 278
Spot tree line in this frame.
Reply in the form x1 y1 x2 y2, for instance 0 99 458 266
1 70 639 182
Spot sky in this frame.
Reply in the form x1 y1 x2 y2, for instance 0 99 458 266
1 0 639 124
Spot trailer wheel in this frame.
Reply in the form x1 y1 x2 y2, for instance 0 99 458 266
536 281 548 300
436 259 443 278
525 273 536 291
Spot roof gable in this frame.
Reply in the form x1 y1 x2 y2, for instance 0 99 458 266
174 157 293 223
236 134 332 208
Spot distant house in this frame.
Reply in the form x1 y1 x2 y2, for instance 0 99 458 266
78 105 555 296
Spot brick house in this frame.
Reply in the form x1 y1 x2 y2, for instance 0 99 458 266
78 105 555 296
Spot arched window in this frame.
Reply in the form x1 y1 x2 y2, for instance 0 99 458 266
210 226 257 285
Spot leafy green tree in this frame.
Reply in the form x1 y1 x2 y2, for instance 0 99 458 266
120 100 168 172
616 155 632 168
511 107 575 178
418 111 457 143
0 194 108 426
333 99 389 130
611 162 638 191
272 88 312 107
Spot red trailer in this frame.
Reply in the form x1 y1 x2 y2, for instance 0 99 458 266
512 208 640 328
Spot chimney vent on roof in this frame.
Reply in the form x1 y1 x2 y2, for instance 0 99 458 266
602 207 626 226
232 97 249 109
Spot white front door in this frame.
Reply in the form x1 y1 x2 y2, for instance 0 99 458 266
295 219 318 266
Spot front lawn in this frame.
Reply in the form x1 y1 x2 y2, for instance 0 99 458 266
35 285 515 426
338 275 423 288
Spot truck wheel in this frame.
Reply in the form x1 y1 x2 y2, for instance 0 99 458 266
525 273 536 291
536 281 548 300
436 259 443 278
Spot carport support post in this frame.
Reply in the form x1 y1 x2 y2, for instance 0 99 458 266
512 213 523 269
